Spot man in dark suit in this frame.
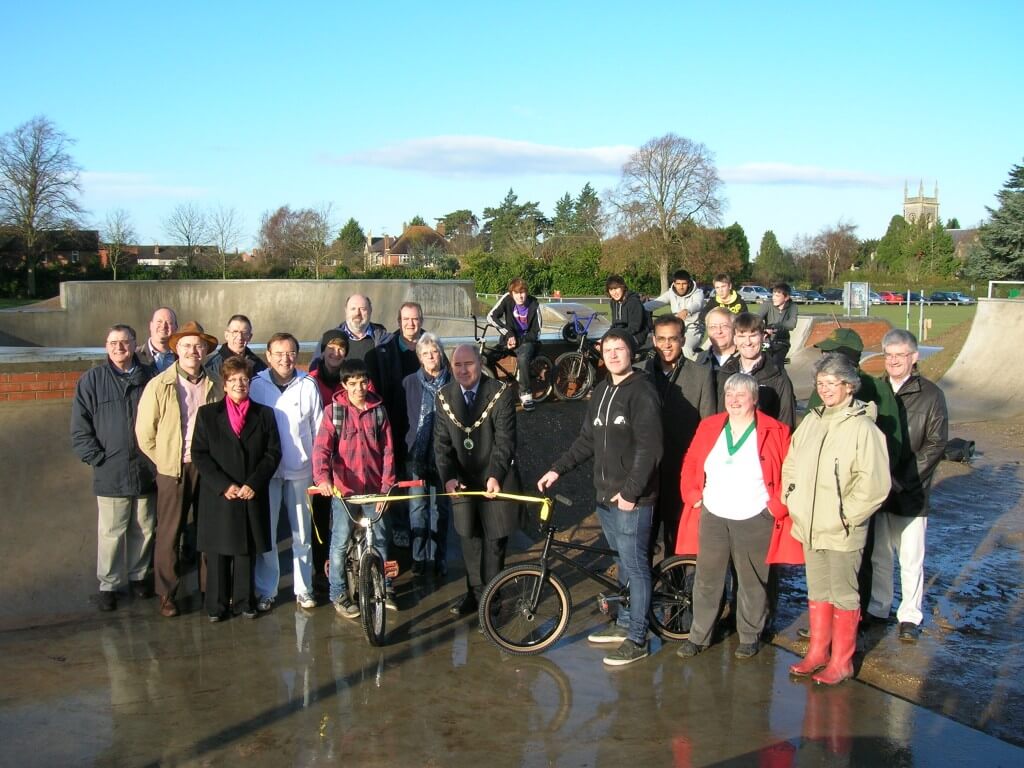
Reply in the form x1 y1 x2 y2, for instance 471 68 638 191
434 344 520 616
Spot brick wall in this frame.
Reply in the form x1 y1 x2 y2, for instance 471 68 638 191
0 371 81 401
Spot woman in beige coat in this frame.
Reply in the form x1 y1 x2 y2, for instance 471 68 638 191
782 353 890 685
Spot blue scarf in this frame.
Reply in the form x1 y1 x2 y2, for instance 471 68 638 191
411 365 451 466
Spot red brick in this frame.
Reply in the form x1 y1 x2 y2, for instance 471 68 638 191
50 381 75 391
9 373 38 383
26 382 50 392
0 383 21 393
36 372 65 381
36 391 66 400
8 392 35 401
0 374 9 383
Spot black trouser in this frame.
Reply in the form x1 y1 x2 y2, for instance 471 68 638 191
310 493 332 588
459 534 508 601
205 553 254 616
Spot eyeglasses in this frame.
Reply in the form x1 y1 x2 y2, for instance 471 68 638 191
884 352 914 360
269 351 297 359
707 324 732 331
106 340 132 348
815 379 847 390
225 377 250 386
225 330 251 337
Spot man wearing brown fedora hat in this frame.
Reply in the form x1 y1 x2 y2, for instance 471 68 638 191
136 321 223 617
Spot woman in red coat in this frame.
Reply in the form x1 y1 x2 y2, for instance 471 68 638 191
675 372 794 659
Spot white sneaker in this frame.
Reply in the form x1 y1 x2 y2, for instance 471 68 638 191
296 592 316 609
257 596 275 612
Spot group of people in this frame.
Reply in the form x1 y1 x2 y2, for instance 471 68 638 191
71 296 479 623
72 278 948 683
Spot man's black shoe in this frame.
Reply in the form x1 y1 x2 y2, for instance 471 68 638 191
898 622 920 643
450 594 478 616
98 591 117 612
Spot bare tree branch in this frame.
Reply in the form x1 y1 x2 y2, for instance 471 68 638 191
163 203 209 268
208 205 244 278
0 115 83 295
102 208 137 281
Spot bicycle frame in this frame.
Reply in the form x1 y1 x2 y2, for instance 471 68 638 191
524 519 625 613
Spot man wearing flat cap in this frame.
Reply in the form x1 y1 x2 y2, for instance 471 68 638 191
136 321 222 617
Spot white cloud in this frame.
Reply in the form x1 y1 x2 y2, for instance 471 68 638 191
81 171 208 200
722 162 896 188
326 136 634 177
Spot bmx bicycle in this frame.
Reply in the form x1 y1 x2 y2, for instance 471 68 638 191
472 315 554 404
310 479 424 646
478 494 696 656
551 310 604 401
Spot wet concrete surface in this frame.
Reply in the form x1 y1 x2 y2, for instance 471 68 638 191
2 400 1023 765
2 564 1022 767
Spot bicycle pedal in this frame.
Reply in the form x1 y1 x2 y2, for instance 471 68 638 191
384 560 400 579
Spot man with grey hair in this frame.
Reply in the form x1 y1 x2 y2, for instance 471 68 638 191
866 329 948 643
435 343 521 618
72 324 156 611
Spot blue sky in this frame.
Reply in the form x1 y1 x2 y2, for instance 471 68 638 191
3 1 1021 256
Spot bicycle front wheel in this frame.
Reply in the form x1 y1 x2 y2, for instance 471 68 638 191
358 551 387 646
479 564 572 656
529 355 554 403
552 352 595 401
649 555 696 642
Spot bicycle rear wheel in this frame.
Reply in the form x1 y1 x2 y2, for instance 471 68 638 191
529 355 554 403
479 564 571 656
552 351 595 401
649 555 696 641
358 551 387 646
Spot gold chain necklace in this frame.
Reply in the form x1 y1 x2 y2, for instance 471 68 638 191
437 384 506 450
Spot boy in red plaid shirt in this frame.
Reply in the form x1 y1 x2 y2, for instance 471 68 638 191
313 359 396 617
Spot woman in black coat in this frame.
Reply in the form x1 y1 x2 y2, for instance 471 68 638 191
192 356 282 621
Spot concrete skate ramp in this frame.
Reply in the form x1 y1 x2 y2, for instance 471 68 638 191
0 400 98 630
941 298 1024 421
0 279 476 347
785 315 893 400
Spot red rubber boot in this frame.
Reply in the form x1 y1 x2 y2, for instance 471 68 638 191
813 607 859 685
789 600 832 676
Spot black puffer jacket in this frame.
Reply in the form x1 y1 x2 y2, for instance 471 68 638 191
71 359 156 496
551 371 662 506
717 353 796 429
609 291 650 348
882 374 948 517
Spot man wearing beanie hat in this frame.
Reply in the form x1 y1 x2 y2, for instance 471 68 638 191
539 328 662 667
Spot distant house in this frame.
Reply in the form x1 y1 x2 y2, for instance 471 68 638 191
364 224 448 268
0 228 100 267
98 244 212 270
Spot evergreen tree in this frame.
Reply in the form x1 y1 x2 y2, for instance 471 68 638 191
875 215 909 271
753 230 796 283
974 159 1024 279
408 214 427 227
551 193 575 237
573 182 603 238
721 222 750 277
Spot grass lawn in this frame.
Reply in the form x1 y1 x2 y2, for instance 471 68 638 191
794 302 975 340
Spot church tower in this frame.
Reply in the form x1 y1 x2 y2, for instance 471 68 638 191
903 180 939 227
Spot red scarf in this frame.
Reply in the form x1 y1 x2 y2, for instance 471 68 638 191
226 397 250 437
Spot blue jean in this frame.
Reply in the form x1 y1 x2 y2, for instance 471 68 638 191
596 502 653 645
406 460 451 564
328 500 389 603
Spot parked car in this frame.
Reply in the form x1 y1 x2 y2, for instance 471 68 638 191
738 285 771 303
878 291 904 304
929 291 976 305
869 291 883 305
907 292 924 303
790 290 807 304
803 290 827 304
821 288 844 304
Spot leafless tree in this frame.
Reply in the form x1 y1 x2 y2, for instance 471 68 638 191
814 221 859 284
163 203 209 268
208 205 244 278
608 133 724 291
102 208 137 281
295 203 334 279
0 116 84 296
